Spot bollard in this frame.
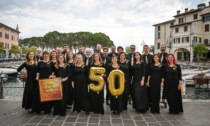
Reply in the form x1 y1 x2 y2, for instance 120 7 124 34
0 78 4 99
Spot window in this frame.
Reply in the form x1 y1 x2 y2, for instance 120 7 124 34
158 32 160 39
194 14 198 20
175 28 179 33
0 32 2 38
157 43 160 49
184 26 188 32
204 39 208 46
178 38 180 43
5 43 9 48
179 18 184 24
186 37 189 42
157 26 160 31
203 15 210 22
174 38 176 43
182 37 184 43
5 33 9 39
205 24 209 32
199 37 202 43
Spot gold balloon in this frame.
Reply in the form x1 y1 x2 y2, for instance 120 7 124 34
89 67 105 94
108 69 125 98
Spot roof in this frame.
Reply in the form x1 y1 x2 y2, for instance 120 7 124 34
0 23 20 33
173 9 202 17
153 19 175 26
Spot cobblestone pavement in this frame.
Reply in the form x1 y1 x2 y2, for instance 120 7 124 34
0 98 210 126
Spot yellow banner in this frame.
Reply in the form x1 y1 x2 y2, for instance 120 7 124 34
39 78 63 102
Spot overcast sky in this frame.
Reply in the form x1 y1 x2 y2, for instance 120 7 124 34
0 0 209 51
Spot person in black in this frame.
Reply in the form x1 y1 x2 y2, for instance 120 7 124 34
117 46 124 54
164 54 183 114
108 45 118 57
131 52 148 113
118 52 130 110
66 51 75 109
159 44 168 105
107 55 123 114
89 53 105 114
50 50 57 64
102 47 111 105
142 45 153 110
53 54 71 116
17 51 37 113
34 51 54 114
72 54 90 115
95 44 103 58
62 44 69 57
84 48 93 68
77 45 86 60
147 54 164 114
36 47 43 61
126 45 136 104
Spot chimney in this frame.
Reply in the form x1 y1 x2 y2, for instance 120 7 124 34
197 3 206 9
185 8 188 12
16 24 19 31
177 10 180 15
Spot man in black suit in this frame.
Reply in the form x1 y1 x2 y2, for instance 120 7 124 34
117 46 124 54
102 47 111 105
36 47 43 62
62 44 69 57
108 45 118 57
77 45 86 61
159 44 168 65
142 44 153 110
95 43 103 58
84 48 93 67
126 45 136 66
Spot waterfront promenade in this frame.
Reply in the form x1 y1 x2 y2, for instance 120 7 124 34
0 97 210 126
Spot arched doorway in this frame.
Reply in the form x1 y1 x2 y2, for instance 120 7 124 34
174 48 190 61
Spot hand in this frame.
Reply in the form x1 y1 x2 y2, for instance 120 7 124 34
49 75 55 78
36 76 39 81
146 82 149 87
140 80 144 86
72 82 74 88
161 82 164 88
61 78 67 82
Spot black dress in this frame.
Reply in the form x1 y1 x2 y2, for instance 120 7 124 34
132 62 148 113
118 60 130 110
67 61 74 107
107 65 123 114
17 62 37 110
53 65 71 116
89 63 105 114
33 61 54 114
72 65 90 113
148 64 164 113
164 64 183 114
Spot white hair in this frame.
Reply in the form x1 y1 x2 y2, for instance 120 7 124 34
36 47 42 51
85 48 93 56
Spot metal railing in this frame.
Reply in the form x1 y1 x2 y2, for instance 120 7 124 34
0 76 25 99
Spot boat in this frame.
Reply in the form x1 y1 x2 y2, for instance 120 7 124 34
0 68 18 78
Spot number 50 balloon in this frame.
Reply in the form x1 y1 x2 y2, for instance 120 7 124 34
108 69 125 98
89 67 105 94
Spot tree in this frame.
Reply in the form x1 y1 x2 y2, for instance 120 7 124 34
29 46 37 53
9 45 20 54
21 46 29 55
193 44 209 61
0 42 4 53
150 45 154 54
125 46 130 54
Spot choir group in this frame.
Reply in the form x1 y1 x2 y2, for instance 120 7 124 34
17 43 183 116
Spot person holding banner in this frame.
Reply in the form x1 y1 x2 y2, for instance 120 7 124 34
34 51 55 114
118 52 130 110
71 54 90 115
17 51 37 113
66 51 75 109
132 52 148 113
147 54 164 114
164 54 183 114
107 55 123 114
89 53 105 114
53 54 71 116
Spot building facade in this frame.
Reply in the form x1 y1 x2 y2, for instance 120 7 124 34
153 2 210 62
0 23 20 58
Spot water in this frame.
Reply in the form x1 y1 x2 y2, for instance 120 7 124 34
2 79 210 100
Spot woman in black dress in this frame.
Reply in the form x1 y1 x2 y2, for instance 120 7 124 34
107 55 123 114
50 50 57 64
72 54 90 115
164 54 183 114
132 52 148 113
66 51 74 109
89 53 105 114
34 51 55 114
17 51 37 113
147 54 164 114
53 54 70 116
118 52 130 110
